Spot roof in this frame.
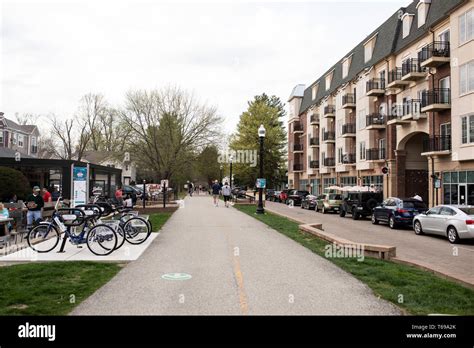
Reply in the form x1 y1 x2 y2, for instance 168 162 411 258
0 147 34 159
298 0 465 115
288 84 306 102
0 115 39 134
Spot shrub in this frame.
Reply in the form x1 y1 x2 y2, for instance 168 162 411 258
0 167 31 201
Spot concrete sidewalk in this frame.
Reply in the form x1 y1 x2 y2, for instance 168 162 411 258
72 196 400 315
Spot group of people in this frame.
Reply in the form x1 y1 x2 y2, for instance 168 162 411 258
187 183 207 196
211 180 232 208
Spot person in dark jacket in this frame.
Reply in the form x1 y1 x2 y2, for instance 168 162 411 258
26 186 44 228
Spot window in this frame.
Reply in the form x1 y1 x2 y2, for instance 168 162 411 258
18 134 24 147
312 85 318 100
402 14 414 38
364 36 377 63
342 56 352 78
461 115 474 144
359 141 366 160
459 8 473 44
438 29 450 43
460 61 474 95
337 147 343 164
340 176 357 186
358 109 366 130
325 72 333 91
12 133 17 145
417 1 431 28
440 207 455 216
0 131 3 146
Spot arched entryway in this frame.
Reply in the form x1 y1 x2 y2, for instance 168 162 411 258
396 132 429 202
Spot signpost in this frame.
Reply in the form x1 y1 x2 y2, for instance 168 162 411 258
256 178 266 189
72 165 88 207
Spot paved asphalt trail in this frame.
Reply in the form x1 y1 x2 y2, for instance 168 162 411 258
72 196 400 315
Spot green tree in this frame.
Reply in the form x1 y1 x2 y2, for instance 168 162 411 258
230 94 287 188
0 167 31 201
196 145 221 185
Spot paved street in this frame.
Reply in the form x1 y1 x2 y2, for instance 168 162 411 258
265 201 474 285
72 196 400 315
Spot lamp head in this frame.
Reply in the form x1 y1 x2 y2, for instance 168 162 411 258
258 124 266 138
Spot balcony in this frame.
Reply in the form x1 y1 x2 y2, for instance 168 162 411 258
323 105 336 118
421 136 451 156
341 123 356 138
309 137 320 147
401 58 427 81
323 131 336 143
293 123 304 133
323 158 336 167
421 89 451 113
310 160 320 169
293 144 304 153
366 148 386 162
365 114 386 130
420 41 450 68
310 114 319 125
342 94 356 109
31 145 38 154
386 114 412 126
366 78 385 96
342 153 356 165
387 68 410 89
293 164 304 172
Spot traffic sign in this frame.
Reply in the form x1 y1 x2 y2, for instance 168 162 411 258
382 167 389 175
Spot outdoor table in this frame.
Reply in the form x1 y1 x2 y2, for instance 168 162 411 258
0 218 13 237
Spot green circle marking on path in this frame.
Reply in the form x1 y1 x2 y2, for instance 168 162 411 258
161 273 192 281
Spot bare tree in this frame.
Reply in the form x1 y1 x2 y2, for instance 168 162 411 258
14 112 39 125
79 93 107 151
120 86 222 180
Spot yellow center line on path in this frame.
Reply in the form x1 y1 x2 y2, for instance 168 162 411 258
226 231 249 315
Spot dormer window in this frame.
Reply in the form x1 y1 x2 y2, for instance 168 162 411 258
342 55 352 78
402 13 415 38
364 34 377 63
312 84 319 100
417 0 431 28
325 71 334 91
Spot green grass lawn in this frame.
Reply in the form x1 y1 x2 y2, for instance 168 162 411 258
234 204 474 315
149 212 173 232
0 261 121 315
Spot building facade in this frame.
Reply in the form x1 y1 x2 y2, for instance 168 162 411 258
0 112 40 158
288 0 474 207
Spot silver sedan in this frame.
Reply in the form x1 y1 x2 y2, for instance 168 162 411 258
413 205 474 244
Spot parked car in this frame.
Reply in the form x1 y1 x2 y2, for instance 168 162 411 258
315 193 343 214
339 191 383 220
278 190 289 203
372 197 428 229
301 195 318 210
287 190 310 206
265 189 277 201
413 205 474 244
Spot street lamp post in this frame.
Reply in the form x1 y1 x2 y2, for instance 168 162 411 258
256 124 266 214
220 165 223 183
229 155 233 189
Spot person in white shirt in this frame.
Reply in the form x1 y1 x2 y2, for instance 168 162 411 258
221 182 232 208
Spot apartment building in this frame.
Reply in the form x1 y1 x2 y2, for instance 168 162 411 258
288 0 474 207
0 112 40 158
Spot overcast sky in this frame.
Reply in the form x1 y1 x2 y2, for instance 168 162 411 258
1 0 408 134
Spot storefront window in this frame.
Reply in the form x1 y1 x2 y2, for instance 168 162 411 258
340 176 357 186
459 171 467 183
468 171 474 183
451 172 458 183
299 180 308 191
311 179 320 195
444 172 451 183
443 171 474 204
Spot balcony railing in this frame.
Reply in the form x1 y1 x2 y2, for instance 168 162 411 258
293 123 304 132
342 153 356 164
366 148 386 161
388 68 403 83
366 78 385 92
421 89 451 107
342 93 355 105
423 136 451 153
366 114 386 126
310 137 320 146
310 115 319 124
402 58 423 75
324 158 335 167
323 131 336 141
293 144 303 152
324 105 336 115
31 145 38 154
419 41 450 63
293 164 304 171
342 123 356 135
310 160 320 169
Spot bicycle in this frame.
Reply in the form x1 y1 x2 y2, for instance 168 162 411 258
26 199 118 256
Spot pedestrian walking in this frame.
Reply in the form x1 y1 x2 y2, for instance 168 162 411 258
211 180 221 207
188 182 194 197
26 186 44 229
221 182 232 208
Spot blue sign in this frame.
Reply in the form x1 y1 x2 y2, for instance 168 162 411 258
73 167 87 181
256 178 266 189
